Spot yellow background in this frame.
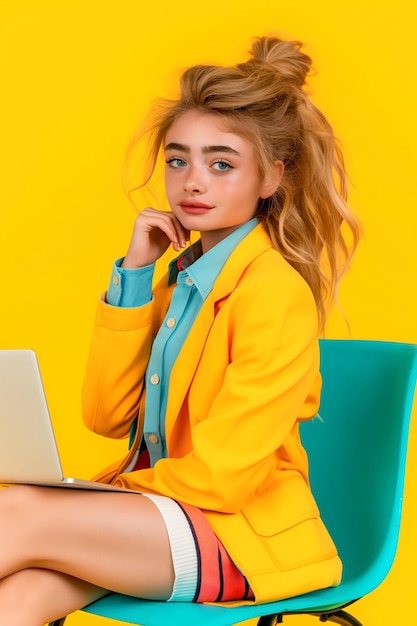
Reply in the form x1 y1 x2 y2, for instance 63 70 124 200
1 0 416 624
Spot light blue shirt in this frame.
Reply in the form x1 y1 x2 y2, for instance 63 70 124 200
106 219 258 466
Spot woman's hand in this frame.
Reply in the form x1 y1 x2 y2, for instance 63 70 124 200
121 208 189 269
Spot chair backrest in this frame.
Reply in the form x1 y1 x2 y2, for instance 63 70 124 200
301 339 417 597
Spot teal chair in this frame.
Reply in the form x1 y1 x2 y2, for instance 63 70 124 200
50 339 417 626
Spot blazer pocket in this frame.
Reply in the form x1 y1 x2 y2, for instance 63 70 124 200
242 475 337 571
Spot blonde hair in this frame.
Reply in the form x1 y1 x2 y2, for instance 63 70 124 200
126 36 361 329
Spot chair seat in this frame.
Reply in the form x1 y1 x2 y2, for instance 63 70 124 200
82 585 359 626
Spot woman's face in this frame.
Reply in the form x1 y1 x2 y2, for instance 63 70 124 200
164 110 279 252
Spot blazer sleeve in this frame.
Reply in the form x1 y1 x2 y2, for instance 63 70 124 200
81 296 155 439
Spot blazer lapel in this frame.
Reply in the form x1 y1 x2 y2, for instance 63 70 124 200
164 223 273 440
164 293 215 440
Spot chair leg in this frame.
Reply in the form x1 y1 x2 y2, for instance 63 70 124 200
48 619 67 626
318 609 363 626
257 615 283 625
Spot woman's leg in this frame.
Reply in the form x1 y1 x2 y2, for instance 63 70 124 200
0 484 175 624
0 568 109 626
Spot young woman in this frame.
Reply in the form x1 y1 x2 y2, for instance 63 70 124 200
0 36 360 625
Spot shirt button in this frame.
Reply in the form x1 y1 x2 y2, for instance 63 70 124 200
185 276 194 286
148 434 159 444
113 275 119 286
166 317 176 328
150 373 160 385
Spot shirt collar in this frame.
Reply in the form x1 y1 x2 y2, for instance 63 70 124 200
167 218 258 298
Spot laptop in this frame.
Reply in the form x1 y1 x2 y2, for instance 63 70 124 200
0 349 138 492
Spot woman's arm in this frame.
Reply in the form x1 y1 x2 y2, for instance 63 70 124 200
82 207 188 439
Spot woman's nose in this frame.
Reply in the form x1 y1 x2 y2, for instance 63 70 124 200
183 166 206 193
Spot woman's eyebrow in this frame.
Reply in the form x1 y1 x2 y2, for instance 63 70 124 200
165 142 240 156
165 142 190 153
203 145 240 155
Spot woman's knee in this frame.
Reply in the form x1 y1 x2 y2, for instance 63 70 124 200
0 484 49 517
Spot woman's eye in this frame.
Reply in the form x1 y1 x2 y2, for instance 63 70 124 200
213 160 232 172
166 158 187 168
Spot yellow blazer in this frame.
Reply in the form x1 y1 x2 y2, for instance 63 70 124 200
82 223 342 604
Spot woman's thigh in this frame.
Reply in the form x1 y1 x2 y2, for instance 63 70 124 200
0 485 175 600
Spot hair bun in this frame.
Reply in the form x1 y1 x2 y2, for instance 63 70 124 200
248 37 312 89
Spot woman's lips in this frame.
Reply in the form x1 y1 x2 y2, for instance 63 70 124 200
179 201 213 214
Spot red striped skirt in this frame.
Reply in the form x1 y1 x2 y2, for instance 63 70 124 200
142 493 254 603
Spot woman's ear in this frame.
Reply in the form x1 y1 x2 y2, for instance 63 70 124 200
260 160 285 199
